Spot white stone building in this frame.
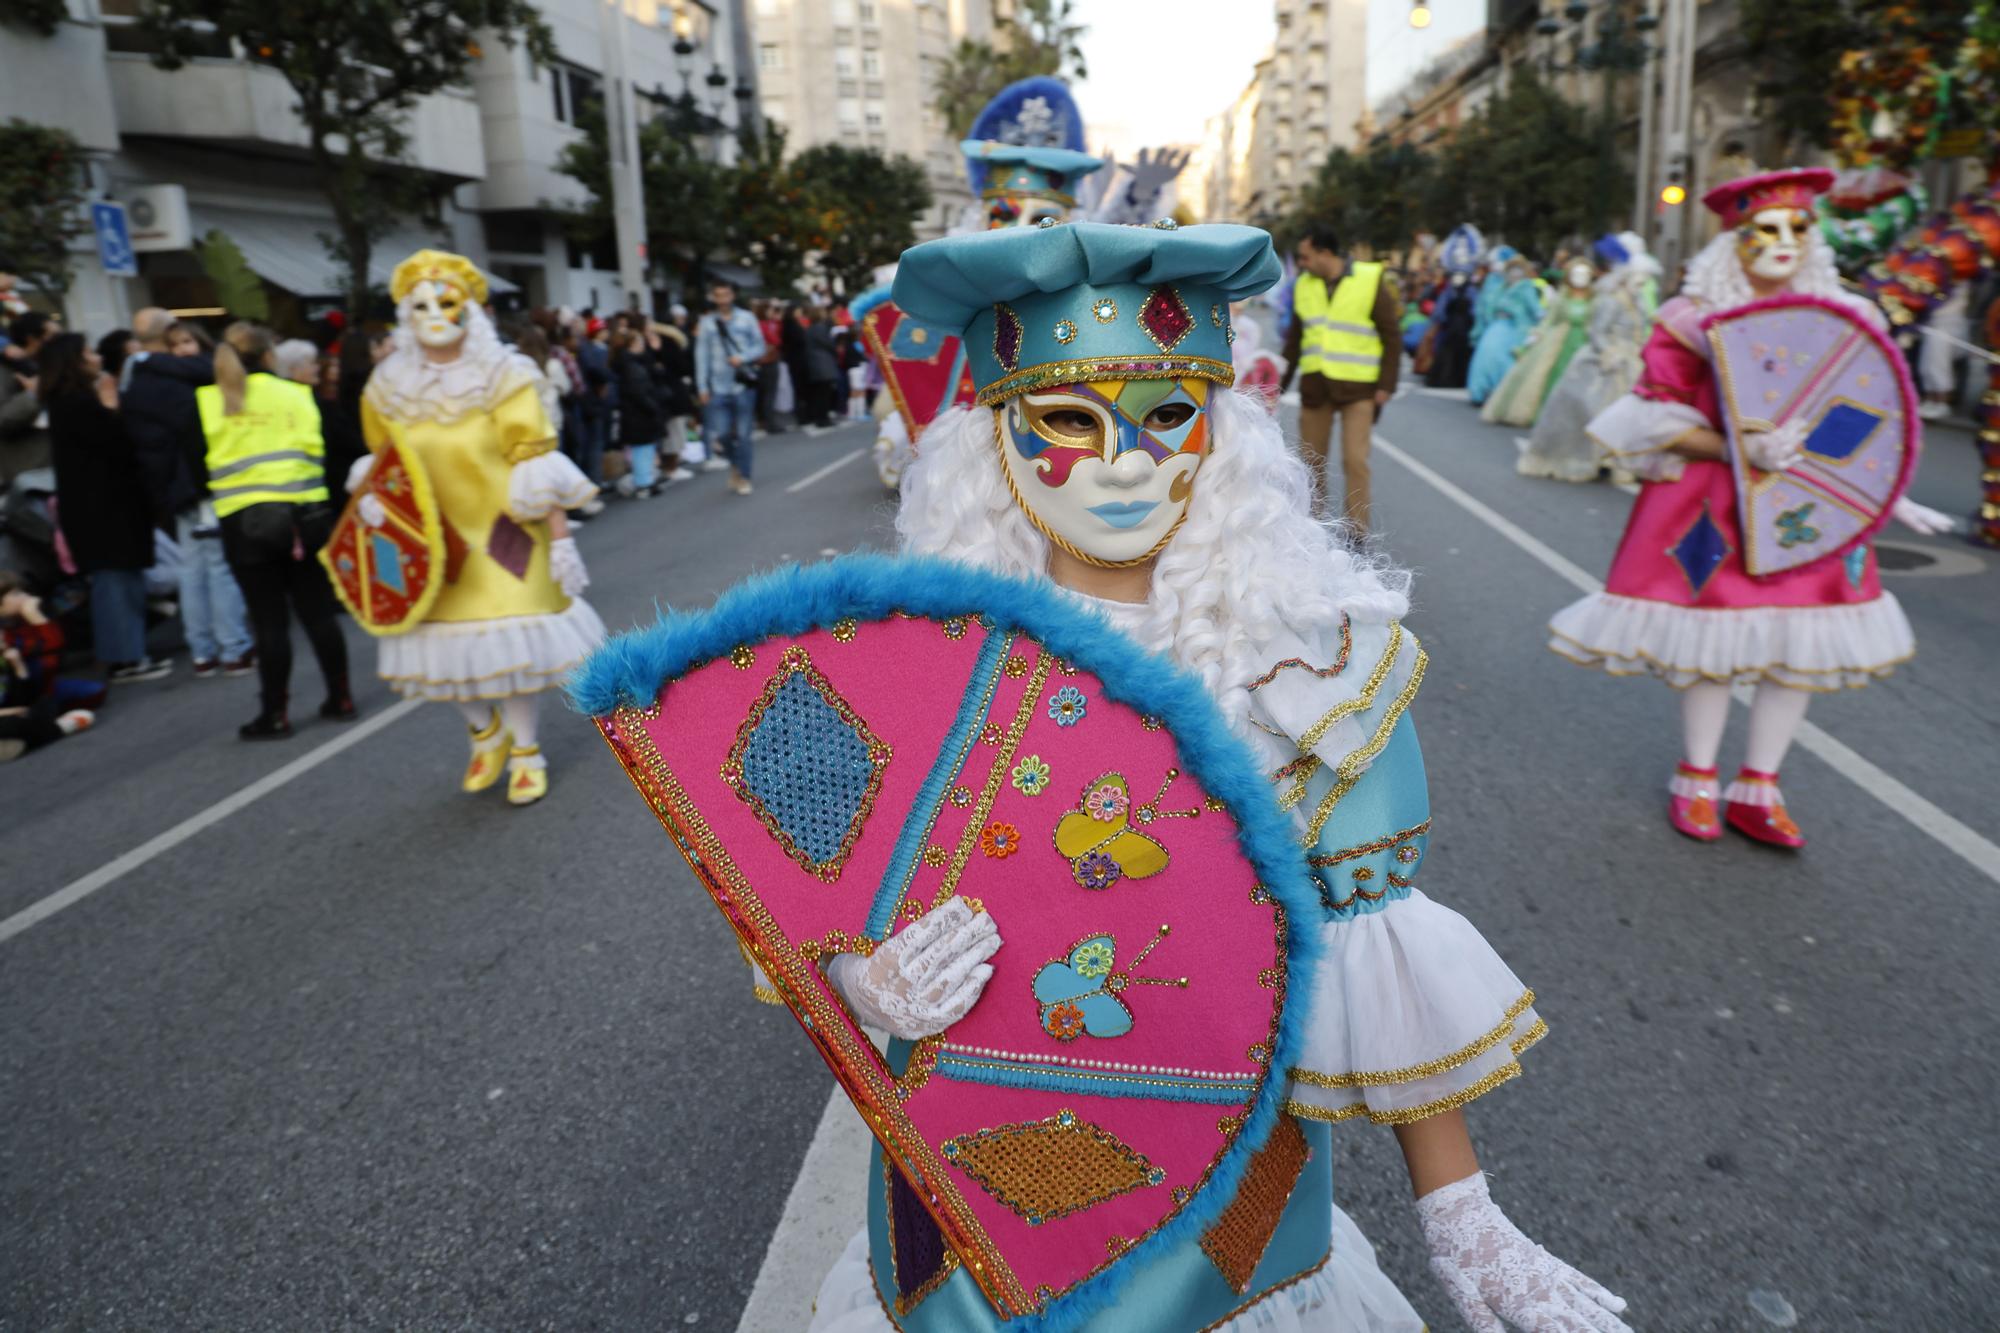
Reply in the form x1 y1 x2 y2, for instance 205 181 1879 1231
0 0 756 331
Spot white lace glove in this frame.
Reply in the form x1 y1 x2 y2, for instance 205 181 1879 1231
825 897 1000 1040
1417 1174 1631 1333
1742 419 1807 472
1892 495 1957 535
345 452 376 496
548 536 589 597
357 493 387 527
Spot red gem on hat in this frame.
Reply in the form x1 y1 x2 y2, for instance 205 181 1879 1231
1701 168 1835 227
993 303 1023 371
1137 285 1195 354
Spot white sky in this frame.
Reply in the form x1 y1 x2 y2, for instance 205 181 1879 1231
1071 0 1487 158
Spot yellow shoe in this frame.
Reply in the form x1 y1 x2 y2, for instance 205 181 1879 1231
463 707 513 793
506 746 548 806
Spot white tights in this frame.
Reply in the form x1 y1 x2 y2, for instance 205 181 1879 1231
455 697 543 765
1678 681 1810 773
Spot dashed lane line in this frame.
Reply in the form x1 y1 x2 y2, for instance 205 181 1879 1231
1376 434 2000 886
0 698 425 946
786 447 868 494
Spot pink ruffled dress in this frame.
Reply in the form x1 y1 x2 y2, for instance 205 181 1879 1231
1548 295 1914 690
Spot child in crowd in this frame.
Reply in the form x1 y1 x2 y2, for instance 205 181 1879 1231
0 570 99 760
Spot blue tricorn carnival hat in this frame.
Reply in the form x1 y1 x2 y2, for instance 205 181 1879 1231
891 220 1282 406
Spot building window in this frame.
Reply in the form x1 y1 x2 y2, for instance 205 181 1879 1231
838 98 862 131
832 0 855 20
758 43 782 70
861 49 881 77
551 63 603 126
755 0 780 13
834 46 857 77
864 103 884 130
858 0 877 22
763 97 786 124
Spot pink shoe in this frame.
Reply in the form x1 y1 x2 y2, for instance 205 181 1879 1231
1667 762 1722 841
1724 768 1805 849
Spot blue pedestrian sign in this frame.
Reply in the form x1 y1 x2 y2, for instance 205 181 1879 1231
91 201 137 278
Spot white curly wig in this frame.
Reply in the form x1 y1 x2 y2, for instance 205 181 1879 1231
896 388 1410 732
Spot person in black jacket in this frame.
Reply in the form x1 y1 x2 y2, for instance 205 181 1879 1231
42 333 171 682
124 308 254 676
610 327 664 497
798 306 843 431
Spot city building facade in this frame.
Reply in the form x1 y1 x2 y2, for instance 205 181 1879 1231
0 0 755 330
745 0 1000 241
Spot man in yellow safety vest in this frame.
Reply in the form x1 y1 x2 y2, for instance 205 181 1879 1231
1280 226 1403 532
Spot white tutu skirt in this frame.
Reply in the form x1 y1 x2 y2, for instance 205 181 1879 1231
804 1204 1424 1333
376 599 607 701
1549 591 1915 691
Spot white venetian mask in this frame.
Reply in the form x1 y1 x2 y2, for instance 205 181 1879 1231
997 378 1213 567
1737 206 1809 283
409 279 471 349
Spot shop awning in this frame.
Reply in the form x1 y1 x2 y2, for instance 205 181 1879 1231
187 205 517 299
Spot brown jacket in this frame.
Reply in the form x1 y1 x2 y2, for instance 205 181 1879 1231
1281 271 1404 408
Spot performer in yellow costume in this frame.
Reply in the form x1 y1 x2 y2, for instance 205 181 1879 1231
349 250 604 806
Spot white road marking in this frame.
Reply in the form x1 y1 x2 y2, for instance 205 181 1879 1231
1377 434 2000 886
735 1087 872 1333
786 448 868 494
0 698 424 945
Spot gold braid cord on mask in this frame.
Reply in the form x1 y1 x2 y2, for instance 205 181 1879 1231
989 408 1191 570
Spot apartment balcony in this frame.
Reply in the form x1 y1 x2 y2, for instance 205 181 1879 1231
106 52 485 180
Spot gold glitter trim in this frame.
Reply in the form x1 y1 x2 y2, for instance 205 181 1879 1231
1137 285 1197 355
977 354 1236 406
941 1108 1164 1225
1288 991 1536 1089
1245 615 1354 691
1295 623 1403 755
1199 1114 1310 1293
1283 1059 1524 1125
597 709 1030 1315
1307 819 1432 867
1301 647 1428 846
1092 296 1119 324
932 653 1053 911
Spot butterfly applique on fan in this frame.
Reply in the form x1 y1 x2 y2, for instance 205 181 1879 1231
1054 769 1203 890
1033 925 1188 1041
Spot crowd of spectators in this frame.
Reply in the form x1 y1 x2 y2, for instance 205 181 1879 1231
0 280 878 764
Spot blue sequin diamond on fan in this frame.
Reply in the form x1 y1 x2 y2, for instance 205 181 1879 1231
1670 503 1733 596
728 651 888 880
1803 402 1884 462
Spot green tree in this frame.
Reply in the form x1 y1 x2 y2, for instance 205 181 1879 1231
196 231 272 322
791 144 934 295
931 0 1089 138
1739 0 1876 156
1414 70 1629 255
1 0 68 37
139 0 555 314
1289 142 1437 257
0 119 87 300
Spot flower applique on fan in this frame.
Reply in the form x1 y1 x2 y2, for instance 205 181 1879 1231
1053 769 1202 890
1033 925 1187 1041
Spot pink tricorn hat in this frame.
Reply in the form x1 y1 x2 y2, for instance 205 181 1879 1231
1702 168 1837 227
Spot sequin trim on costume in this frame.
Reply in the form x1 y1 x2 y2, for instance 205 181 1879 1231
941 1107 1166 1226
1200 1114 1311 1293
720 645 891 881
1288 991 1537 1089
1245 615 1354 691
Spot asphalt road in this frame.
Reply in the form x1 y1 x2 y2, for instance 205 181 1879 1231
3 396 1996 1333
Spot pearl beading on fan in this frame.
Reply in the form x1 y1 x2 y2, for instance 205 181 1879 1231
943 1043 1251 1079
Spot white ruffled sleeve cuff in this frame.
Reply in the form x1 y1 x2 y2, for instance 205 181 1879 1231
1586 394 1700 480
1285 889 1545 1125
507 449 598 521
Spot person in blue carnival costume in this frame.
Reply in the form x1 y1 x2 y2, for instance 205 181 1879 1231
805 221 1631 1332
1467 253 1544 406
1421 226 1482 390
869 78 1194 490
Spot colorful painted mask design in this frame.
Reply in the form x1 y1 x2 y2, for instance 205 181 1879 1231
1736 206 1811 283
998 377 1210 566
410 278 470 349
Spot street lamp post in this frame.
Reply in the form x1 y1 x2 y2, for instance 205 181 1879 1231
1530 0 1662 237
599 0 649 311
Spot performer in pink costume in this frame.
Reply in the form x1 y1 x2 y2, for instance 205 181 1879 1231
1550 169 1953 848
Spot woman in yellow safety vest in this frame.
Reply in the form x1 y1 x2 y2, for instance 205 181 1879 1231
197 323 354 739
